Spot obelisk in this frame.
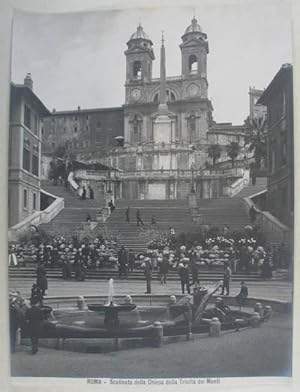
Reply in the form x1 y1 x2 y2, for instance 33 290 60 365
153 32 172 144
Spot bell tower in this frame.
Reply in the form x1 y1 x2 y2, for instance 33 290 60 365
125 24 155 87
180 17 209 81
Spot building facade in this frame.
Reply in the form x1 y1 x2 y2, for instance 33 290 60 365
249 87 267 120
41 18 250 200
258 64 293 227
9 74 50 226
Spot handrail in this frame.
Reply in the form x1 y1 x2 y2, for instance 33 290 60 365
223 169 249 197
243 195 292 244
8 195 64 242
68 171 79 190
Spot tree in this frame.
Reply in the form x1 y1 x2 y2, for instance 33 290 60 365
227 141 240 167
54 145 67 159
244 116 267 169
207 144 221 166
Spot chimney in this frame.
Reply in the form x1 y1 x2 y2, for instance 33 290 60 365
78 106 81 111
24 73 33 90
52 108 56 113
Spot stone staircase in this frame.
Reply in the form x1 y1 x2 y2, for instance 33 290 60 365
195 197 250 230
39 181 105 237
193 178 267 231
8 266 262 282
102 199 195 252
234 177 267 198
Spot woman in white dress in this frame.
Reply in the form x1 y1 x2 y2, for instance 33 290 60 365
8 245 18 267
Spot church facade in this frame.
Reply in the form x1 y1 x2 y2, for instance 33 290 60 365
42 18 248 200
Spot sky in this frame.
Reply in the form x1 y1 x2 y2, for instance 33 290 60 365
11 1 292 125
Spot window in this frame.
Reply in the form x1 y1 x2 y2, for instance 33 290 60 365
24 105 31 129
153 90 176 102
33 114 38 135
74 127 77 133
188 115 196 142
52 142 55 150
74 116 77 121
271 143 276 173
133 61 142 79
189 55 198 73
33 193 37 210
131 114 142 143
86 115 89 120
280 132 287 165
86 125 89 131
32 154 39 176
23 147 30 171
23 189 27 209
41 128 44 135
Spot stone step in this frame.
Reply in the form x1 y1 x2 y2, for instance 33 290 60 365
9 267 262 281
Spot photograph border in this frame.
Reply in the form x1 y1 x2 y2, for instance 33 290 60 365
0 0 299 391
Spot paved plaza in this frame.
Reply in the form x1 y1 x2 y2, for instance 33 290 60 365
9 276 293 303
11 311 292 378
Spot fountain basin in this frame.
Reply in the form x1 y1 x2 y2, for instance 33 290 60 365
87 303 136 312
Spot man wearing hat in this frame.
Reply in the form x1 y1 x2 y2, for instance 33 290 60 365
221 262 232 296
9 295 20 353
143 257 152 294
178 259 191 294
118 246 128 278
25 299 45 355
36 262 48 297
159 255 169 284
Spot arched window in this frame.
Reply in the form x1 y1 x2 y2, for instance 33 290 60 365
133 61 142 79
188 113 197 142
189 55 198 73
153 90 176 102
130 114 143 144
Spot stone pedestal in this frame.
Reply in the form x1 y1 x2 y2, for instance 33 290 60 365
153 115 172 144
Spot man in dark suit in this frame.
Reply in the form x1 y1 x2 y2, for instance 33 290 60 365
178 260 191 294
25 299 45 355
9 297 20 353
118 246 128 278
143 257 152 294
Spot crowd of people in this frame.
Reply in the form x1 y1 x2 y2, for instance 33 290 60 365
8 224 291 300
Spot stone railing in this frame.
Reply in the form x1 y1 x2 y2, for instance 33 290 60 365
8 192 64 242
111 143 194 155
243 194 292 245
75 169 110 181
74 168 244 182
223 169 250 197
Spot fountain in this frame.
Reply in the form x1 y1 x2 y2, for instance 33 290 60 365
18 280 272 350
86 279 137 330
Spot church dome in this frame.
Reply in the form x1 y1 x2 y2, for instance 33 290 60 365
184 17 203 34
130 24 150 40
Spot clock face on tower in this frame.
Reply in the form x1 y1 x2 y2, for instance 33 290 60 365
130 88 142 102
187 83 200 97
